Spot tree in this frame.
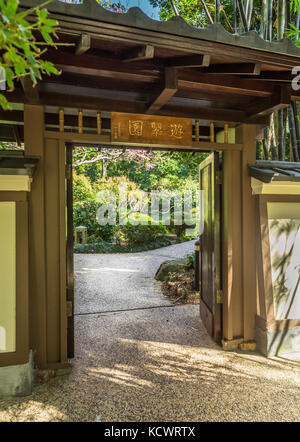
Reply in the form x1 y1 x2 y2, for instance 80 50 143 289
0 0 60 110
149 0 300 161
73 146 156 180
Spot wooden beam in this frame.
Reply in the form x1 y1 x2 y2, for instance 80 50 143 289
179 72 274 97
20 76 39 103
75 34 91 55
201 63 261 75
44 49 159 82
23 7 300 69
146 68 178 114
164 54 211 68
250 70 292 82
245 86 291 119
120 44 155 62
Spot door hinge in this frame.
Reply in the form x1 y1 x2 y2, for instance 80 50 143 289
216 290 223 304
66 300 73 317
216 171 223 185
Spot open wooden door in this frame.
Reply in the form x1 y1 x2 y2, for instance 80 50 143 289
199 152 222 342
66 142 74 358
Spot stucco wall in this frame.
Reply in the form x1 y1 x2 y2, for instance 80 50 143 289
0 202 16 353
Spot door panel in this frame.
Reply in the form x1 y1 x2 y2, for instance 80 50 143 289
199 152 222 342
66 143 74 359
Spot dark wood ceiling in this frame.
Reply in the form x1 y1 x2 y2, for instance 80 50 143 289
2 1 300 141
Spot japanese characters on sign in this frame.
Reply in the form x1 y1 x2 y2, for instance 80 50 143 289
111 113 192 146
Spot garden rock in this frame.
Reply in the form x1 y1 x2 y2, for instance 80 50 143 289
155 258 188 281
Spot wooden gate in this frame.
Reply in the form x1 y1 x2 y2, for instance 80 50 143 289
199 152 222 342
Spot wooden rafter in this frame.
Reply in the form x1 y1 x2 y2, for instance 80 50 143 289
201 62 261 75
120 44 155 62
20 76 39 102
245 86 291 119
163 54 211 68
146 68 178 114
75 34 91 55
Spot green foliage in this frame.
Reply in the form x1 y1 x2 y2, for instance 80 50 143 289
73 172 94 204
0 0 60 109
94 176 140 200
118 214 166 245
74 236 185 254
73 200 115 242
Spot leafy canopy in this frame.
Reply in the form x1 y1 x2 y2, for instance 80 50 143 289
0 0 60 109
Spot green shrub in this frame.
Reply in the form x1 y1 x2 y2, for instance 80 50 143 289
73 172 94 204
73 201 115 242
118 214 166 245
74 237 176 254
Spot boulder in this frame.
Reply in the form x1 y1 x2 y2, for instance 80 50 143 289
155 258 188 281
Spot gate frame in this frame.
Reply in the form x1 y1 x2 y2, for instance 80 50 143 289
23 104 256 370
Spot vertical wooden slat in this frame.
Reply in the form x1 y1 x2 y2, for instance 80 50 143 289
97 112 101 135
210 122 215 142
59 108 64 133
224 124 229 143
78 110 83 134
195 120 199 142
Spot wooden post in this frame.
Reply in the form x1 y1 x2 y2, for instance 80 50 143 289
236 124 257 342
24 105 68 370
24 105 47 368
222 150 243 341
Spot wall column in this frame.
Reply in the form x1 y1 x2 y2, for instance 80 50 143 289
24 106 68 369
24 105 47 369
237 124 257 342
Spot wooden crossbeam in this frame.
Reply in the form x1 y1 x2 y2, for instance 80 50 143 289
75 34 91 55
179 72 274 97
146 68 178 114
201 63 261 75
120 45 155 62
163 54 211 68
245 86 291 119
20 76 39 102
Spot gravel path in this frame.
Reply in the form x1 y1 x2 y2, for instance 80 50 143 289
1 241 300 422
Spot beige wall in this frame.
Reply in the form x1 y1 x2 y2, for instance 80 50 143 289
0 202 16 353
267 202 300 320
216 128 235 143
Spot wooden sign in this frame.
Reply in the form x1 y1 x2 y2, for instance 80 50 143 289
111 112 192 147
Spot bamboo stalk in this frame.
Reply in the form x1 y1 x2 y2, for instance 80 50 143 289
292 101 300 159
200 0 214 25
277 109 284 161
233 0 238 34
215 0 220 23
268 0 273 41
288 105 300 161
237 0 249 32
169 0 179 16
256 141 261 160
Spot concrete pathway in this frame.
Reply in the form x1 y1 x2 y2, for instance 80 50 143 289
1 241 300 421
